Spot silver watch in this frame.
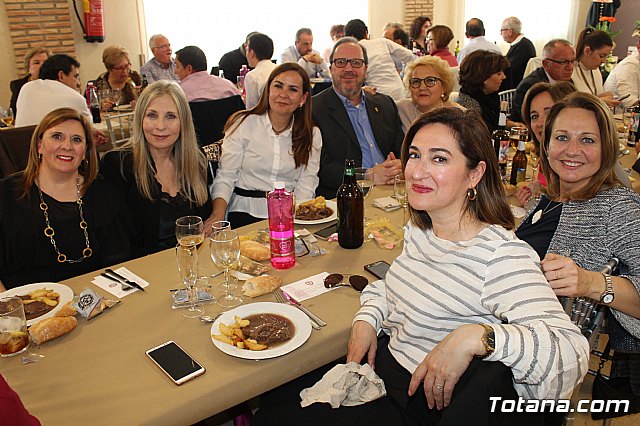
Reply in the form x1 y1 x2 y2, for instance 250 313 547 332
600 274 614 305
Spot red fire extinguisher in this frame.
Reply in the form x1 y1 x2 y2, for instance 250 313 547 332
76 0 105 43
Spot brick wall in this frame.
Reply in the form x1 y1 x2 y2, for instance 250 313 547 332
404 0 435 30
5 0 76 75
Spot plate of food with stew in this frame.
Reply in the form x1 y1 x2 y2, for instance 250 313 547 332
210 302 312 360
1 283 74 326
294 197 337 225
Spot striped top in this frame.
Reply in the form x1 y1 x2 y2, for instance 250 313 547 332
353 222 589 400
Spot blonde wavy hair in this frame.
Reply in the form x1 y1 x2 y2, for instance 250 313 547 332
122 81 209 205
403 56 453 102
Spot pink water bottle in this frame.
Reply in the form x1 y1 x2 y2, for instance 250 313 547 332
267 181 295 269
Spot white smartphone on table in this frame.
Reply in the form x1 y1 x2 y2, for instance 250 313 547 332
145 341 205 385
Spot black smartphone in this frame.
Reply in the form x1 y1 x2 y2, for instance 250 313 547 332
364 260 391 280
146 341 205 385
313 223 338 240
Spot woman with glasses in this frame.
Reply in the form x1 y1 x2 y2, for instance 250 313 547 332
572 29 620 108
396 56 463 133
425 25 457 67
95 45 142 111
457 50 511 132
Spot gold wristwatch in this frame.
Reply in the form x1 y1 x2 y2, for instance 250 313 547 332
600 274 615 305
477 324 495 359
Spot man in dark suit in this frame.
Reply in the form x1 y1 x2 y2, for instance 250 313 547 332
510 39 575 122
499 17 537 91
312 37 404 199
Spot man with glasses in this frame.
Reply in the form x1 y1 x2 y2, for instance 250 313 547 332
499 16 536 90
140 34 178 83
312 37 404 199
510 39 575 122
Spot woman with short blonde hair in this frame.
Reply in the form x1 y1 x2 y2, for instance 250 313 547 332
95 45 142 110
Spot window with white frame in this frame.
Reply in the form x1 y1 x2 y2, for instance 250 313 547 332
142 0 368 70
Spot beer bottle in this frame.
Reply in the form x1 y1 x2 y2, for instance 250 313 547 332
337 159 364 249
454 40 461 59
140 74 149 92
492 101 510 177
510 141 528 185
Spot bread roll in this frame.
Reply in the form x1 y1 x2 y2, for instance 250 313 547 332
29 316 78 345
242 275 282 297
54 301 77 317
240 240 270 262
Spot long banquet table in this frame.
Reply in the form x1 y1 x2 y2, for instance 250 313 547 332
2 185 403 425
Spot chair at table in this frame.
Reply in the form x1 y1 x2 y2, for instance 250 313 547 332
103 111 134 146
189 95 245 149
0 125 36 178
498 89 516 116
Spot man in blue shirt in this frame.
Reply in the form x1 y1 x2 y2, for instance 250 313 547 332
312 37 404 199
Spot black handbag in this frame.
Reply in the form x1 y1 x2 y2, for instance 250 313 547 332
591 341 640 420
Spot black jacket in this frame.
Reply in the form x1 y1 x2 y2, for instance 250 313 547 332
501 37 537 91
510 67 549 122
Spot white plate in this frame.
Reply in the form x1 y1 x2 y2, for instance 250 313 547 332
210 302 312 360
115 104 133 112
294 199 337 225
1 283 74 326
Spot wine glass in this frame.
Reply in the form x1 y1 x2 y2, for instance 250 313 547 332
210 230 243 308
210 220 235 286
394 175 408 228
176 244 204 318
175 216 204 248
1 108 14 127
529 150 540 182
355 167 375 199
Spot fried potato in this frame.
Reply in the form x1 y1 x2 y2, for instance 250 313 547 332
234 316 250 327
29 289 51 298
236 341 245 349
42 297 59 307
212 334 234 345
219 322 235 337
244 339 267 351
215 317 270 351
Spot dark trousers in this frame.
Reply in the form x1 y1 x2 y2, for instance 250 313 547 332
228 211 262 229
252 336 549 426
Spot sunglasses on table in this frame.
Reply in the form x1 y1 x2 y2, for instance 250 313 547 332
323 273 369 292
409 76 442 89
331 58 366 68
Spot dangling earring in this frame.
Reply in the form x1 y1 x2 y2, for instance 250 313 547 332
38 153 42 162
298 104 303 109
440 94 446 100
467 187 477 201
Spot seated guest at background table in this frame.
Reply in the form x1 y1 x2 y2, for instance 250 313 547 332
312 37 404 199
252 108 589 426
572 28 620 108
140 34 178 83
604 29 640 109
396 56 463 133
510 39 576 123
100 81 212 256
382 22 407 74
175 45 241 103
219 32 257 84
9 47 50 118
515 92 640 398
425 25 458 67
94 45 142 111
244 33 277 109
457 50 510 132
409 15 431 56
211 63 321 229
0 108 133 291
344 19 415 101
456 18 502 65
499 16 537 91
14 54 107 145
280 28 329 79
515 82 631 206
323 24 345 64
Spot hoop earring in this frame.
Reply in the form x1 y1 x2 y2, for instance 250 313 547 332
467 187 477 201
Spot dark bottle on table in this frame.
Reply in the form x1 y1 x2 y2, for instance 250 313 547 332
629 103 640 148
492 100 510 176
509 140 527 185
140 74 149 92
337 159 364 249
88 82 101 124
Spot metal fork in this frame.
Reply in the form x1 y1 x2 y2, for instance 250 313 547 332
274 290 321 330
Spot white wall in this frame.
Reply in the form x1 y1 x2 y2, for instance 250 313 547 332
368 0 404 38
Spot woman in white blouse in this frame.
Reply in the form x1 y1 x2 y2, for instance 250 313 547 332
210 63 322 229
572 28 620 108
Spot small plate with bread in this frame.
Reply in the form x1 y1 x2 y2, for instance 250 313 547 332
1 282 74 327
294 197 337 225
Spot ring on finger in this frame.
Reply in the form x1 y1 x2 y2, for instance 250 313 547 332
434 384 444 390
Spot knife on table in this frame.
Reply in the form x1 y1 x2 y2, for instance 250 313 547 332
104 268 146 292
282 292 326 327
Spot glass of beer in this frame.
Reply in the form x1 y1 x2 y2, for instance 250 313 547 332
509 126 528 148
0 297 29 357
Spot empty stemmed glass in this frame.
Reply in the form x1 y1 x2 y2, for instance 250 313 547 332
176 244 205 318
394 175 408 227
355 167 375 199
210 220 236 287
210 229 243 308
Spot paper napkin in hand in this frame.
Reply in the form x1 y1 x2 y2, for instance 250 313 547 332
299 362 386 408
372 196 401 212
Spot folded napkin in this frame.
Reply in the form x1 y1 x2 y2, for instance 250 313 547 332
92 267 149 298
300 362 386 408
372 196 401 212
